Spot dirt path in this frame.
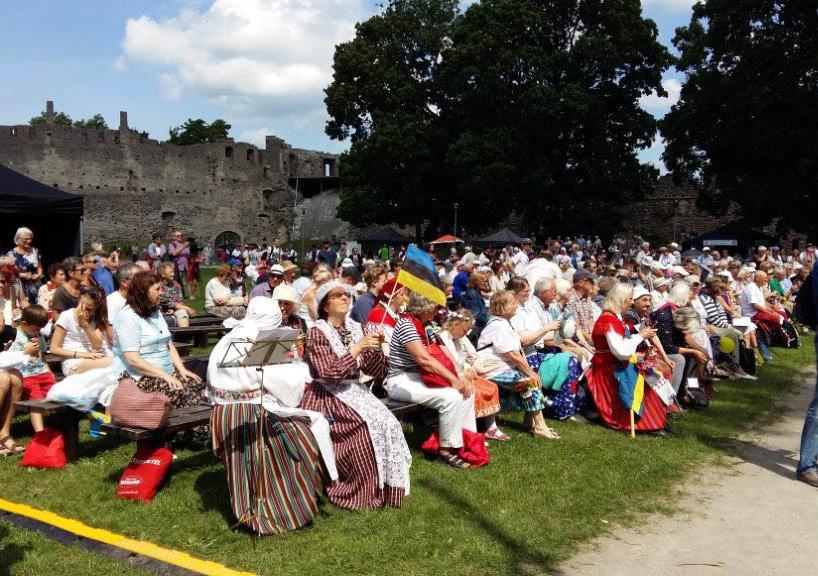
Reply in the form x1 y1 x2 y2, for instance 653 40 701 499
559 369 818 576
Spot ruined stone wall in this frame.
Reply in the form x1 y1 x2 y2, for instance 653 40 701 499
0 102 343 249
621 175 737 244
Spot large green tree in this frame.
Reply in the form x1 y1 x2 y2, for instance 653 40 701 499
168 118 231 145
441 0 671 236
326 0 670 237
661 0 818 237
325 0 458 238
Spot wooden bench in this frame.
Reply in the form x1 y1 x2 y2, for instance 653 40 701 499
170 324 228 347
381 397 422 420
100 404 212 445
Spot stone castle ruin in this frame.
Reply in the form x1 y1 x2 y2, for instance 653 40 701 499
0 101 352 249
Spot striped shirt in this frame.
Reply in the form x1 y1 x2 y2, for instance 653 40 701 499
388 317 422 377
698 292 729 328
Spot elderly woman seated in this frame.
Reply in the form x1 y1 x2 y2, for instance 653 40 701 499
437 308 508 441
585 282 669 434
387 293 478 467
207 298 334 535
651 282 710 398
204 263 246 319
299 281 411 508
477 291 558 439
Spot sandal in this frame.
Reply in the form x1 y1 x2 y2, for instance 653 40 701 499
484 428 511 442
532 427 560 440
437 451 471 469
0 436 25 455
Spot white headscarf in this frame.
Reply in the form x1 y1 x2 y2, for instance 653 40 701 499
207 296 338 479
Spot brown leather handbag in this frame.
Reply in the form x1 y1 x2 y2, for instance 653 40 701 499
109 377 171 430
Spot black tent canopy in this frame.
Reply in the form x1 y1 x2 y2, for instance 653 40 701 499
685 221 775 255
362 227 410 245
472 227 525 246
0 164 84 266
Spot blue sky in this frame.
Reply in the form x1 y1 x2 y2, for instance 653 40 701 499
0 0 693 166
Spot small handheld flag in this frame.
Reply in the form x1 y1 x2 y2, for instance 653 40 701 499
614 354 645 418
396 245 447 307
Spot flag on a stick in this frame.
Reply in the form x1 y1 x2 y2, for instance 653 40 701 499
614 354 645 418
396 245 447 307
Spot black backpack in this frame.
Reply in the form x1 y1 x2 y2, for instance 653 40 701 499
794 265 817 329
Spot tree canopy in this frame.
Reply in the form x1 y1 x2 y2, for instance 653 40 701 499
29 111 108 128
661 0 818 237
325 0 671 238
168 118 231 145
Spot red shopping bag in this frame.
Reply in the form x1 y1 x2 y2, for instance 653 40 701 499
116 446 173 502
20 428 66 469
421 428 490 468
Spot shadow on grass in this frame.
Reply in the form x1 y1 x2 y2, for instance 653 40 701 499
0 523 31 576
193 468 235 527
418 477 558 576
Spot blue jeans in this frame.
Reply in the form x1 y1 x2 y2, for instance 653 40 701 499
797 337 818 475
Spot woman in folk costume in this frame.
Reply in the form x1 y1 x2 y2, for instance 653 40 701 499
299 281 412 509
207 298 336 535
585 282 668 434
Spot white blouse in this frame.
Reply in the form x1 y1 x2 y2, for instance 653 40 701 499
605 315 644 361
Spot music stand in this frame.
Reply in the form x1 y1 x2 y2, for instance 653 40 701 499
217 326 301 533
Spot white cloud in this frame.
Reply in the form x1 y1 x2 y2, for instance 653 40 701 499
237 127 272 147
641 0 697 11
119 0 370 120
639 78 682 114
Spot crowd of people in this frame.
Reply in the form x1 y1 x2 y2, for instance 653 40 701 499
1 225 816 534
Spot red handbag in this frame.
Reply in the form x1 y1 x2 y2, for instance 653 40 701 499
404 315 458 388
20 428 66 469
421 344 458 388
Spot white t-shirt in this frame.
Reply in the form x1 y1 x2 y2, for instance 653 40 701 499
512 251 529 277
740 282 765 317
106 291 127 325
510 305 544 356
477 317 522 377
55 309 109 353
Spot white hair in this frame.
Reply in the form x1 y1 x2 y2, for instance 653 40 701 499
602 282 633 314
91 242 103 253
668 282 691 306
14 227 33 244
533 277 555 294
554 278 573 300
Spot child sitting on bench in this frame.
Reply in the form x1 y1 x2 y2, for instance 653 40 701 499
9 305 55 432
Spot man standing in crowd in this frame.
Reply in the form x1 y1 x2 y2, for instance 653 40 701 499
317 241 338 269
168 230 190 296
351 263 387 323
797 261 818 486
269 238 283 264
146 233 166 269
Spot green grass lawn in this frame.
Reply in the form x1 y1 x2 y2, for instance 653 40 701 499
1 314 814 575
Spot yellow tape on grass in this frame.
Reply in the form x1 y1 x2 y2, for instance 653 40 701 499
0 498 256 576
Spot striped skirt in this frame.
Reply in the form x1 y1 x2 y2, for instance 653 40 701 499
299 382 405 510
211 403 324 535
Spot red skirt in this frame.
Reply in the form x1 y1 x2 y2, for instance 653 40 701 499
585 363 667 432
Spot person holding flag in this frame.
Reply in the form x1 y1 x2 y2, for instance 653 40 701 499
585 282 669 435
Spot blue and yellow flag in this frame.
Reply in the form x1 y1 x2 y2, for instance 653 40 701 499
397 245 447 307
614 354 644 417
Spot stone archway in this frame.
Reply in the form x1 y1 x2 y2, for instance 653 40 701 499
214 230 241 251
